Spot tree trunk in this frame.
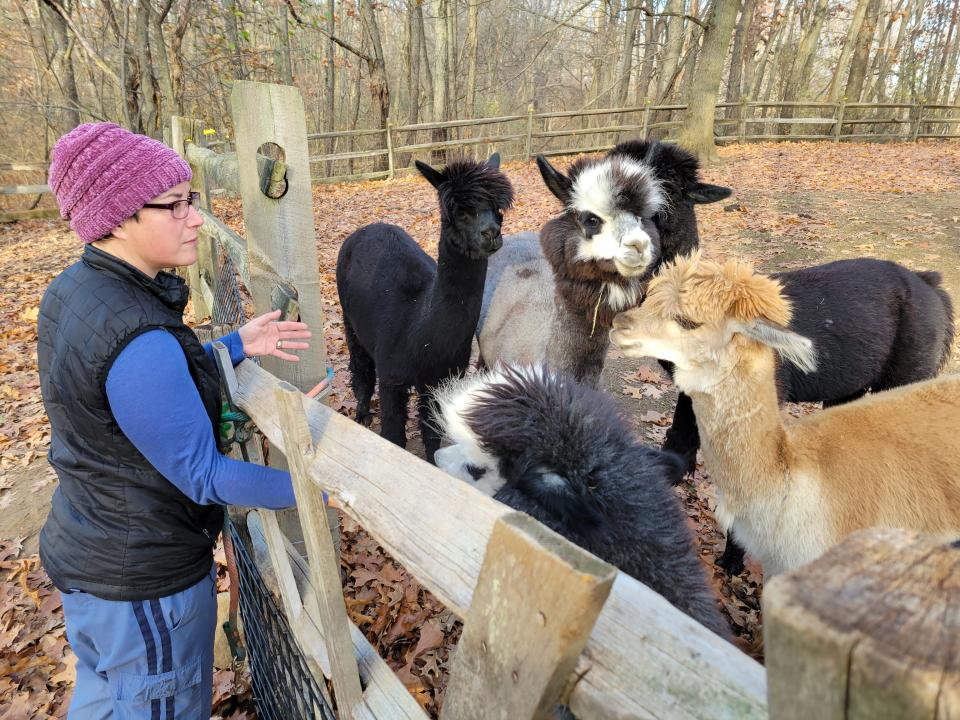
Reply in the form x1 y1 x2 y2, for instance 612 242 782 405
359 0 389 170
749 0 788 100
465 0 480 117
325 0 336 172
657 0 686 101
740 0 765 101
225 0 247 81
433 0 451 160
635 11 657 104
679 0 702 102
40 0 82 131
151 2 179 119
843 0 882 103
827 0 871 103
133 1 160 137
406 0 422 125
781 0 829 133
725 0 758 117
677 0 741 162
279 3 294 85
614 6 642 107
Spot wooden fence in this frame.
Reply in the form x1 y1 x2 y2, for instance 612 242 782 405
5 98 956 217
171 82 960 720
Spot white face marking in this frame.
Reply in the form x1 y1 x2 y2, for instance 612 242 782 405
568 158 663 273
434 444 505 496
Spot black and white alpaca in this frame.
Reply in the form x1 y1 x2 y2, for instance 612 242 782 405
335 153 514 464
478 141 730 385
479 152 662 385
432 366 731 638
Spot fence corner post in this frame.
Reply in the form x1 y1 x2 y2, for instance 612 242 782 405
442 512 616 720
912 101 926 141
525 104 535 161
386 117 395 179
833 100 846 142
763 527 960 720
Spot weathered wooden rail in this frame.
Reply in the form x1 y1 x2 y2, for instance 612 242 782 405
172 81 960 720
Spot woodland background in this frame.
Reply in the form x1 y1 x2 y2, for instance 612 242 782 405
3 0 960 163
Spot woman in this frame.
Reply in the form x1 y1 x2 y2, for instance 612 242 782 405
37 122 311 718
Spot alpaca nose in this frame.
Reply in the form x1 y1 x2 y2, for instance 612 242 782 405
622 230 651 253
481 226 502 251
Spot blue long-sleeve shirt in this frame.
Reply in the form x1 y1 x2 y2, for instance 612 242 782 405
105 329 296 509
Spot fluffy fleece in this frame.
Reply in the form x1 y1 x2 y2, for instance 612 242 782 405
611 253 960 576
432 366 731 638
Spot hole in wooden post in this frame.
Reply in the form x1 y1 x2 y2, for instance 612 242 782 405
256 142 289 200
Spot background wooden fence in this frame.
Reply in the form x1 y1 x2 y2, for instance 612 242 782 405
4 99 960 221
168 82 959 720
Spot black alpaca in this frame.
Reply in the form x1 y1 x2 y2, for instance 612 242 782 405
336 153 514 464
434 367 731 639
665 258 955 573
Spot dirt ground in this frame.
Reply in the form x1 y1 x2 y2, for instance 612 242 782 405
2 142 959 706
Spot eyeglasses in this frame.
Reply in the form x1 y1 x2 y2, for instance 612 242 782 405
141 191 201 220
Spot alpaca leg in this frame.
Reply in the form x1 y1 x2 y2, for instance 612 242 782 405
716 531 747 575
379 384 410 449
345 320 376 427
416 386 442 465
662 391 700 479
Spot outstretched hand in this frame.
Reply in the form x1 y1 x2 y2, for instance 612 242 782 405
239 309 311 362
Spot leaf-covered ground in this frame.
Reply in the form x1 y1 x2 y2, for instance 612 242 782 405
1 141 959 718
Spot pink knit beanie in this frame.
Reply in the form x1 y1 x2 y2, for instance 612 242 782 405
48 123 192 243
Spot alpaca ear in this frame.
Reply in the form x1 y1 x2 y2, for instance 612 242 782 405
486 152 501 170
738 319 817 373
689 183 732 204
415 160 444 189
536 155 573 205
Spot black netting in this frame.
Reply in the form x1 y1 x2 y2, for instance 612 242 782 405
228 518 337 720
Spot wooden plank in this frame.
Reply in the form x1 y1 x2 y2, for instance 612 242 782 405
275 382 364 718
764 528 960 719
231 80 328 389
442 513 616 720
532 124 643 139
307 127 387 139
314 170 392 184
309 148 389 164
0 162 49 172
246 510 428 720
0 207 60 222
232 359 768 720
395 133 525 154
0 184 50 195
196 208 250 286
395 114 526 132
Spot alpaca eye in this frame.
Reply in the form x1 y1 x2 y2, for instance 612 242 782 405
579 213 602 232
674 315 702 330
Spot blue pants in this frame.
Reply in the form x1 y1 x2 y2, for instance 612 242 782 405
60 566 217 719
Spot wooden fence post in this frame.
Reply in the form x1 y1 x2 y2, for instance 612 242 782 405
642 101 652 138
386 118 395 179
738 98 748 143
441 512 616 720
833 101 846 142
275 382 365 718
230 81 328 389
911 102 926 141
525 104 535 161
764 528 960 719
171 115 215 320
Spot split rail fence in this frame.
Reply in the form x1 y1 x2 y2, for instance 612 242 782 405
170 81 960 720
4 99 960 220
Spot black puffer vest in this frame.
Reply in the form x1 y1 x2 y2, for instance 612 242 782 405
37 245 224 601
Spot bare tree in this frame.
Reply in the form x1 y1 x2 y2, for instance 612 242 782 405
677 0 741 161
